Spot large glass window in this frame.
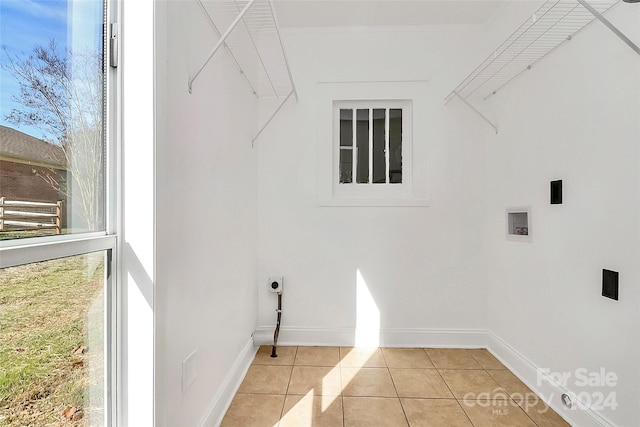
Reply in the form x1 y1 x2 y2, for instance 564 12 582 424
0 1 115 426
0 0 106 239
0 252 108 426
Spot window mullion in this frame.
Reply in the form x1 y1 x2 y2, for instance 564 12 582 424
352 109 357 185
0 234 116 269
368 108 373 184
385 108 390 184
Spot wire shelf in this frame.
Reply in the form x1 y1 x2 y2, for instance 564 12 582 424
193 0 296 99
447 0 619 103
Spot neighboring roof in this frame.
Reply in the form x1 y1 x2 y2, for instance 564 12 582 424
0 125 66 169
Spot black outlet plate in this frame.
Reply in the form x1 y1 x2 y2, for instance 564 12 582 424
551 180 562 204
602 269 619 301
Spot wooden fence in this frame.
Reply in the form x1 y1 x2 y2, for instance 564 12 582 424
0 197 62 234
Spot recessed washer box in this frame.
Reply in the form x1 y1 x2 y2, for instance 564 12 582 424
506 207 532 242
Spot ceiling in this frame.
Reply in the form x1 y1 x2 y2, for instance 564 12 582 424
273 1 509 28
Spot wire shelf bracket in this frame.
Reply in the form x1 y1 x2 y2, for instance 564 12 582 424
195 0 259 96
577 0 640 55
189 0 298 144
445 0 637 134
189 0 298 99
252 89 294 146
189 0 256 94
452 91 499 134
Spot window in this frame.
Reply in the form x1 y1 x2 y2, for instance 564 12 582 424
316 81 429 206
0 1 107 239
0 251 110 425
0 1 117 425
338 105 404 185
332 100 412 201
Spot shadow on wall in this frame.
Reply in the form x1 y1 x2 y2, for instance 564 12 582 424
122 242 154 308
120 242 154 423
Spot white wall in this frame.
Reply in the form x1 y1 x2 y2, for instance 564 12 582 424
484 4 640 426
256 27 492 345
155 1 259 426
121 0 155 425
149 2 639 426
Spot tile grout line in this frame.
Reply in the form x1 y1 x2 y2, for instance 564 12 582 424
430 354 477 427
338 347 345 427
380 348 410 427
422 347 435 368
278 346 298 425
501 379 543 427
290 346 347 425
414 348 478 426
472 349 542 426
511 394 542 427
482 355 561 427
482 364 546 427
470 350 539 426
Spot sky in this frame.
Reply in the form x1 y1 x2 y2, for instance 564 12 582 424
0 0 102 141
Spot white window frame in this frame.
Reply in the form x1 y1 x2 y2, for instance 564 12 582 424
316 80 430 207
0 0 119 424
333 100 411 200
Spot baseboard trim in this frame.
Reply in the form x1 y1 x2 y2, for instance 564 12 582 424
253 326 488 348
487 331 615 427
198 338 257 427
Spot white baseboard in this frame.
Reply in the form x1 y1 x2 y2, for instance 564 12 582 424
198 338 257 427
487 332 614 427
253 326 488 348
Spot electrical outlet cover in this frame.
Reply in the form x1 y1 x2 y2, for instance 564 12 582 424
268 276 283 293
602 269 619 301
551 180 563 204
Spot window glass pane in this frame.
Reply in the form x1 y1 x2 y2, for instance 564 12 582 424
356 109 369 184
389 108 403 184
339 148 353 183
0 252 107 425
372 108 386 184
339 109 353 183
0 1 106 240
339 109 352 147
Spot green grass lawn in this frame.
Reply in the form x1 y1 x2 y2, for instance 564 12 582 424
0 254 104 426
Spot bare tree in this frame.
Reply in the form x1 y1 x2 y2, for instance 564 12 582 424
2 40 104 230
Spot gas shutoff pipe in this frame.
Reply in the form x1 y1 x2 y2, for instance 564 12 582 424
271 292 282 357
